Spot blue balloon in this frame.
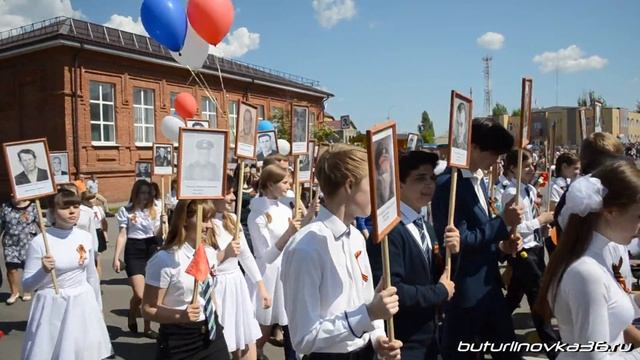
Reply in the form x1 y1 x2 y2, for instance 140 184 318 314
141 0 188 52
258 120 275 132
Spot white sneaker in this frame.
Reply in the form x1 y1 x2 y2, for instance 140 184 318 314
6 293 19 305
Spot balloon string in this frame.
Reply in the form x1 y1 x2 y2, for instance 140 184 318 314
196 71 224 116
212 55 229 109
186 66 223 119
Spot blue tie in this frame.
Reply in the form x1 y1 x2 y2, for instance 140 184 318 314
413 217 431 265
523 186 543 246
200 278 216 340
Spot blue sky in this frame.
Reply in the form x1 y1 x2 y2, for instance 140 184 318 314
2 0 638 135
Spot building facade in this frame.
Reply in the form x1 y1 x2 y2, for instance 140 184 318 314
0 17 332 202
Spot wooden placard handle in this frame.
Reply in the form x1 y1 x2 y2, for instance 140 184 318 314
445 169 458 279
381 235 395 341
191 203 203 305
235 160 245 241
35 199 59 294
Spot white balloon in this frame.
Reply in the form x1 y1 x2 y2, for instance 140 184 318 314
277 139 291 156
161 115 185 142
170 23 210 70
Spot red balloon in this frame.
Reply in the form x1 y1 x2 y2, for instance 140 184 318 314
175 92 197 119
187 0 234 46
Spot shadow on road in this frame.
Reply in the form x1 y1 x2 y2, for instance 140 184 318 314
0 320 27 335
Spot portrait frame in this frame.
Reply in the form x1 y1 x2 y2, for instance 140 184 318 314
3 138 56 201
152 143 174 176
235 102 258 160
291 104 309 155
594 100 603 133
177 128 228 200
187 120 210 129
579 108 587 141
367 122 401 244
255 130 279 167
519 77 533 149
447 91 473 169
298 141 316 184
49 151 71 185
406 133 419 151
135 161 152 181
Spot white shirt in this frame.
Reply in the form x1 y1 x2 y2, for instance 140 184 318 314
116 206 160 239
501 180 542 249
552 232 640 359
542 177 568 210
77 204 99 252
86 179 98 194
281 206 385 355
400 202 432 257
91 205 106 230
461 169 488 215
145 244 218 322
213 213 262 283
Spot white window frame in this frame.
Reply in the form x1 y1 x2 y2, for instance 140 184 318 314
201 97 217 127
134 87 155 146
228 100 238 146
169 92 178 115
90 81 117 145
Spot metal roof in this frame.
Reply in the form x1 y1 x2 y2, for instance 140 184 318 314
0 17 333 98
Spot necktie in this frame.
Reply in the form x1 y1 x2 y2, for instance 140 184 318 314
200 277 217 339
413 217 431 265
524 186 543 246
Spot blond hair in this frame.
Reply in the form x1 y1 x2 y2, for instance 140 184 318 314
316 143 368 198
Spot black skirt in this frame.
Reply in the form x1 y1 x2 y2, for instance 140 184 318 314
96 229 107 253
157 318 229 360
303 343 374 360
124 236 162 277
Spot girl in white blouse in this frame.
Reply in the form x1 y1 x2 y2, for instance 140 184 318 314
113 179 163 338
142 199 231 359
213 175 271 359
22 189 112 359
537 161 640 359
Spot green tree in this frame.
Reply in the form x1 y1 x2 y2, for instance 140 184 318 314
270 107 290 140
492 103 509 116
419 111 435 143
577 90 607 107
313 123 337 143
349 132 367 147
511 108 521 116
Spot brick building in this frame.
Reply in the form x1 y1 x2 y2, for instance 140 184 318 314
0 17 332 202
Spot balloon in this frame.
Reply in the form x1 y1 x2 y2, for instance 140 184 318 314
161 115 185 142
277 139 290 156
174 92 198 119
187 0 235 45
257 120 274 132
170 22 209 69
140 0 188 52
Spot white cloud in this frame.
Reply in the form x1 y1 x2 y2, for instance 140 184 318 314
103 14 147 36
533 45 608 73
477 32 505 50
209 27 260 58
312 0 356 28
0 0 83 32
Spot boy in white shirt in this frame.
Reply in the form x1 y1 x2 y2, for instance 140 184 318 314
281 144 402 360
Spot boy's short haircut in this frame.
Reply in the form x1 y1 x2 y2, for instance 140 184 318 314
580 132 625 174
398 151 439 183
471 118 514 155
263 154 289 169
316 144 368 198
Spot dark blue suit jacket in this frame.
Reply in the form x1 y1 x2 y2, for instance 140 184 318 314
368 219 447 349
431 168 509 309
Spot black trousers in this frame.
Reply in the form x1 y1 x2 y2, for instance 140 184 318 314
303 342 374 360
156 318 229 360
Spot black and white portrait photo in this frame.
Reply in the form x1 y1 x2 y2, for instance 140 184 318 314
3 138 56 201
594 100 603 133
50 151 70 184
187 120 209 129
298 141 315 183
153 143 173 175
236 102 258 159
406 133 419 151
256 131 278 164
580 108 587 139
177 128 227 199
448 91 472 169
135 161 152 181
292 105 309 155
520 78 533 148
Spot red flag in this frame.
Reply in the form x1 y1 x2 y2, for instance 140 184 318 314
186 244 210 282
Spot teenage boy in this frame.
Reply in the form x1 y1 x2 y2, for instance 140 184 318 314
281 144 402 360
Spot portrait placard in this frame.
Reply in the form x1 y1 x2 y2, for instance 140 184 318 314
49 151 70 184
3 138 56 201
298 141 316 183
367 122 401 243
519 78 533 148
153 143 174 175
594 100 603 133
187 120 209 129
135 161 152 181
406 133 419 151
579 108 587 140
291 105 309 155
236 102 258 159
447 91 473 169
177 128 228 199
256 131 279 167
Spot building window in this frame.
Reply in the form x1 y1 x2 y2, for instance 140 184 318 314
257 104 265 120
169 92 178 115
228 100 237 145
309 112 316 138
201 96 217 127
134 87 155 145
90 81 116 144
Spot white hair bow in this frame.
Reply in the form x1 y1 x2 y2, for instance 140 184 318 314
558 175 607 229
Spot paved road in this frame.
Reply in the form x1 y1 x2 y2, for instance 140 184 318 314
0 218 546 359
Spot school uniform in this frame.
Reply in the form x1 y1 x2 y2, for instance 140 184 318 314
146 244 229 360
281 206 385 359
22 227 113 360
212 213 263 352
368 202 447 359
91 205 108 253
116 206 161 277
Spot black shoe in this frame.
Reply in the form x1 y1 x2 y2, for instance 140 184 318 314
127 310 138 333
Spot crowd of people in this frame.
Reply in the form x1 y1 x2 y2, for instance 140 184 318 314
3 120 640 360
